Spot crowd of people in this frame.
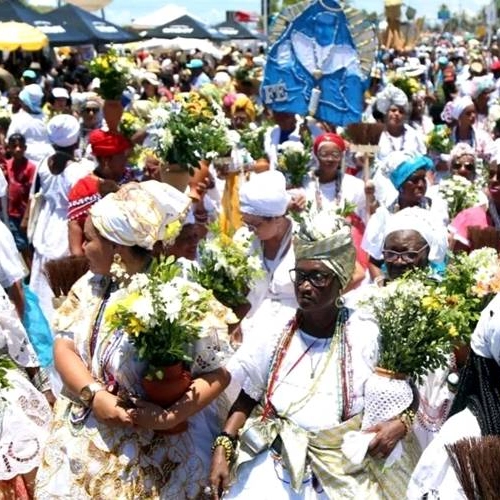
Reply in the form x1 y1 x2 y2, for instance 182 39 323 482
1 28 500 499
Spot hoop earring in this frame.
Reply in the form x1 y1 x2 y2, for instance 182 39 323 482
335 296 345 308
110 252 128 282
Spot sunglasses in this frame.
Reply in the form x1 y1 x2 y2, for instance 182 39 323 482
452 162 475 171
289 268 335 288
83 107 99 113
382 244 429 264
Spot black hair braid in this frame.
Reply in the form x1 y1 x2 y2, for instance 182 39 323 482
449 350 500 435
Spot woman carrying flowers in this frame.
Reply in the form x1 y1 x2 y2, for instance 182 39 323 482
36 181 234 499
209 213 419 499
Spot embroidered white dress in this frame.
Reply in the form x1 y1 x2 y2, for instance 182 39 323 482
0 285 52 481
225 308 380 499
35 272 233 499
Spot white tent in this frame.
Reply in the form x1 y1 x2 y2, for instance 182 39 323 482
132 37 223 58
131 5 188 30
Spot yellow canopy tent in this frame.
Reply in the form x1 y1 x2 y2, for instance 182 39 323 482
0 22 48 51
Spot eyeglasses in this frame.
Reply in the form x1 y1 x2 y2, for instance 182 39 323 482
289 268 335 287
317 151 342 160
83 107 99 113
452 162 475 171
382 244 429 263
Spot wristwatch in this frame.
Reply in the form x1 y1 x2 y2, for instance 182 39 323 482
79 382 105 407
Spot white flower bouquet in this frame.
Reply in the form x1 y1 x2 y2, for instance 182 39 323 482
343 273 455 466
105 256 236 380
438 175 479 219
277 140 312 188
189 223 264 312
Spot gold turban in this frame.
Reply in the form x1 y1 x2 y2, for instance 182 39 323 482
231 95 256 122
293 212 356 289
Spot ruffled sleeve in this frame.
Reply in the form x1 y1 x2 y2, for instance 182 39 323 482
226 324 283 402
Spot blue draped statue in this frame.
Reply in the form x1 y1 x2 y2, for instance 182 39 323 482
261 0 366 127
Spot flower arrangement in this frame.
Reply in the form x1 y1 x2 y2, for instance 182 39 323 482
426 125 453 154
239 125 268 161
189 223 264 310
392 75 422 99
277 140 312 188
119 111 145 139
438 175 479 219
88 48 133 100
362 273 455 383
104 256 235 380
437 248 500 343
147 91 230 173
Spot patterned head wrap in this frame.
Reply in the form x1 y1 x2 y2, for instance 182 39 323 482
450 142 475 162
294 211 355 289
313 133 346 155
375 83 409 115
231 94 256 121
90 181 190 250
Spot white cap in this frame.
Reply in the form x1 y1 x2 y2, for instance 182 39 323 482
47 114 81 147
52 87 70 100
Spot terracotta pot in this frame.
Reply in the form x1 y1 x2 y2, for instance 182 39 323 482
160 163 190 193
142 362 192 434
253 158 270 173
188 160 210 201
212 156 233 178
103 99 124 134
374 366 408 380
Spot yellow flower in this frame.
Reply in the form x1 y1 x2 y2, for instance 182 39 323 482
448 325 459 338
422 296 440 310
128 316 145 336
164 220 182 244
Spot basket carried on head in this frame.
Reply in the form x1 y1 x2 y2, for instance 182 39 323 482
44 256 89 308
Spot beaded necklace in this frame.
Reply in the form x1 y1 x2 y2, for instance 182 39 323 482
262 307 349 421
384 127 406 153
314 171 342 212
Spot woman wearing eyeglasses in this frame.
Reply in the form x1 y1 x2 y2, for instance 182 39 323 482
78 93 102 159
208 212 419 499
363 152 448 280
361 207 452 451
289 133 369 288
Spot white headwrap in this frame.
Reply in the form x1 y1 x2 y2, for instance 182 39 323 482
239 170 289 217
471 294 500 365
375 83 409 115
383 207 448 264
90 181 191 250
450 142 475 162
450 96 474 121
47 115 81 147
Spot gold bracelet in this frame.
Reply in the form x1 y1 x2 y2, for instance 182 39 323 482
212 435 235 462
399 408 416 436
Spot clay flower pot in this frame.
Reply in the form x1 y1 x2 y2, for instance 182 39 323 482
103 99 124 134
142 362 192 434
160 163 190 193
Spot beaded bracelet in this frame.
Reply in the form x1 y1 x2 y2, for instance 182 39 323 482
212 435 235 462
399 408 416 436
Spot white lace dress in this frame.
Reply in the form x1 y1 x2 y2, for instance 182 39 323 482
0 285 52 481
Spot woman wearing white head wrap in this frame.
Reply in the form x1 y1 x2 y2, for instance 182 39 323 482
28 115 96 326
237 170 296 321
381 206 448 280
408 293 500 499
36 180 234 499
375 84 427 188
449 95 492 158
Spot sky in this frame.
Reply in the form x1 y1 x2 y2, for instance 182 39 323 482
30 0 492 27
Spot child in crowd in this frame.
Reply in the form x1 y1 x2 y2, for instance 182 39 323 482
3 133 36 266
